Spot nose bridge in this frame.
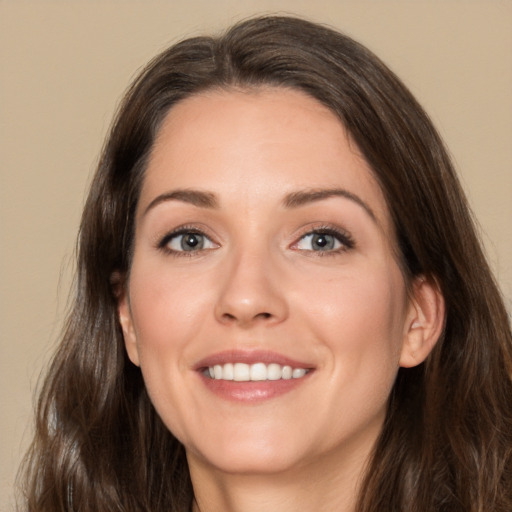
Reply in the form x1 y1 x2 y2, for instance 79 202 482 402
214 239 288 326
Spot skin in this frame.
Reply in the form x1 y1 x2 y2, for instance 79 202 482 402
118 87 443 512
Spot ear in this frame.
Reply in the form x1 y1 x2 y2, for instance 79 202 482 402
399 276 445 368
117 286 141 367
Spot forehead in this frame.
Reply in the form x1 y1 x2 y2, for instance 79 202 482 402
140 87 391 231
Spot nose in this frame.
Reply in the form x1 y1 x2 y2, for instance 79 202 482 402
214 249 288 328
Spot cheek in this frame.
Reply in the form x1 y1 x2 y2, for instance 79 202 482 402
124 265 207 410
301 263 407 379
125 264 215 439
129 263 212 349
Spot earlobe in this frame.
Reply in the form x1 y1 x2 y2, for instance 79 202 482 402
399 276 445 368
117 290 141 367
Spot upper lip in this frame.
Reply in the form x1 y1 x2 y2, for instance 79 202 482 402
194 349 314 370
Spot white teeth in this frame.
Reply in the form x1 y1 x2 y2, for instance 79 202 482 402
206 362 309 381
250 362 267 381
267 363 282 380
233 363 250 381
292 368 307 379
223 362 234 380
213 364 223 380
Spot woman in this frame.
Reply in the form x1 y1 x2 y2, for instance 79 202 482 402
20 15 512 512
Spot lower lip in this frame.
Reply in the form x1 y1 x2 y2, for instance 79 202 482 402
198 372 312 402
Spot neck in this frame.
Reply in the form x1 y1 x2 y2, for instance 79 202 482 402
188 441 372 512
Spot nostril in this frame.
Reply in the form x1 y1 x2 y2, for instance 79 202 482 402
221 311 272 323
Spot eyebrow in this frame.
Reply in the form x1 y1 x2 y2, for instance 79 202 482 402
143 189 219 216
142 186 377 223
283 188 377 222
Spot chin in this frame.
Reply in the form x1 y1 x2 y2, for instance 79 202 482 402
186 430 308 476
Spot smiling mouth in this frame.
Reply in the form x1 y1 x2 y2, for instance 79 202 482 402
202 362 310 381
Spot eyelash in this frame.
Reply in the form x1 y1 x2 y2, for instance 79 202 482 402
156 224 355 257
293 225 355 256
157 225 217 257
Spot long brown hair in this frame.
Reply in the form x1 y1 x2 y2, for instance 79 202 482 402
19 15 512 511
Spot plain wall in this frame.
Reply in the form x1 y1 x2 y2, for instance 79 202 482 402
1 1 511 509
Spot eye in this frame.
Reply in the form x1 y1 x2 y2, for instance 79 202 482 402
159 230 217 254
294 228 354 253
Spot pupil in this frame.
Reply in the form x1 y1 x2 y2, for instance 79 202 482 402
313 234 333 250
182 233 202 250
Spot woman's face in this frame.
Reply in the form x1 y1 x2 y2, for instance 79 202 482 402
119 88 418 476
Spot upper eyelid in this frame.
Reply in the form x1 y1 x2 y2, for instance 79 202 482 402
156 224 217 246
293 225 355 244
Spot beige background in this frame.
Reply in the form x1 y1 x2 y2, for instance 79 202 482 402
1 1 511 509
